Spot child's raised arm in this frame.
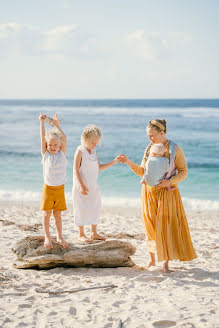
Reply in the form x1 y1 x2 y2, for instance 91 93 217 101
50 114 67 154
39 113 47 156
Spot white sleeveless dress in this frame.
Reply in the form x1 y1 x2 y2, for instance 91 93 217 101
72 145 101 226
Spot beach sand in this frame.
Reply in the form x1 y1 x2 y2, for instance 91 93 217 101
0 202 218 328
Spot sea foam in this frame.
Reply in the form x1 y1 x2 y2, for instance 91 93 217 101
0 189 218 212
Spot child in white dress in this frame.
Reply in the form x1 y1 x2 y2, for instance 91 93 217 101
39 113 68 249
73 125 119 242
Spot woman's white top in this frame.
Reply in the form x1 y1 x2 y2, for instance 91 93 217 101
72 145 101 226
42 150 67 186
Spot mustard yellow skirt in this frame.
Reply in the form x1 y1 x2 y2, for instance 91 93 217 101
41 184 67 211
141 184 197 262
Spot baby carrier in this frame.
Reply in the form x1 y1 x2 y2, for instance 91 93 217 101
144 140 177 179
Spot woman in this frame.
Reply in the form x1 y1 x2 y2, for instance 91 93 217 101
119 119 196 273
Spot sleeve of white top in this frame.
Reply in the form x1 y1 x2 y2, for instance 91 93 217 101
41 151 48 165
60 150 68 164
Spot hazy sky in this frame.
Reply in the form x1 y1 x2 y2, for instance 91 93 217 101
0 0 218 98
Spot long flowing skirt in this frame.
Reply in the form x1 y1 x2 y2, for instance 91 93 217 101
141 184 197 262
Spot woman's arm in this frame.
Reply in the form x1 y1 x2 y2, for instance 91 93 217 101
39 113 47 156
118 154 144 177
99 157 118 171
73 149 89 195
170 146 188 184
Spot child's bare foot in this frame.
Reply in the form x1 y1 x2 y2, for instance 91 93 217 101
147 260 156 268
133 265 146 271
44 238 53 249
78 235 92 243
91 233 106 241
57 238 69 248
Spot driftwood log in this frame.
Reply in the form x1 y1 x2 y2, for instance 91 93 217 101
12 236 136 269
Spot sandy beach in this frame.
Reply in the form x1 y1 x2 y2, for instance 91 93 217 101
0 202 218 328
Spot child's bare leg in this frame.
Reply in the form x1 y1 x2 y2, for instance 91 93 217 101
43 211 53 248
91 224 106 240
53 210 68 248
78 226 92 242
148 252 156 268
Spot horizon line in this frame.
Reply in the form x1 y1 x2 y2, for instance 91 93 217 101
0 97 219 100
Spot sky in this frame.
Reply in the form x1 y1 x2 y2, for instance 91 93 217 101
0 0 219 99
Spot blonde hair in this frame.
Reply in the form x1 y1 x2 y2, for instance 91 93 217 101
150 143 165 156
45 129 64 145
81 125 102 146
147 119 167 133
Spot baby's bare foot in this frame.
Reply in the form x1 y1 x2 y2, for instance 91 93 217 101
91 233 106 241
147 261 156 268
57 238 69 248
44 238 53 249
78 235 92 243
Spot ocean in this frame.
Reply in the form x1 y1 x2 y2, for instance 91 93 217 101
1 99 219 211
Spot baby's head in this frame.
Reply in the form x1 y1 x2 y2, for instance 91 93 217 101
150 143 165 157
45 130 64 154
81 125 102 150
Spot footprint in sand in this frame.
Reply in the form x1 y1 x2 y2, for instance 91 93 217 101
34 311 46 328
112 300 125 307
174 324 195 328
152 320 177 327
69 307 77 315
18 303 32 309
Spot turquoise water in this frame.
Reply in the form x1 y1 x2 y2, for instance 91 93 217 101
0 99 219 210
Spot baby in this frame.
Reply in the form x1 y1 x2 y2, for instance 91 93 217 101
141 143 171 188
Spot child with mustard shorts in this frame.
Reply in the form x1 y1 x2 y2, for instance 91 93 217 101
39 113 68 248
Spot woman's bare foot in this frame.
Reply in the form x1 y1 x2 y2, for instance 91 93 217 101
147 260 156 268
162 261 173 273
78 235 92 243
57 238 69 248
44 238 53 248
90 233 106 241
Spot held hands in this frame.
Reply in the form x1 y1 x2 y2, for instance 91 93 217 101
80 184 89 195
113 156 120 164
117 154 129 165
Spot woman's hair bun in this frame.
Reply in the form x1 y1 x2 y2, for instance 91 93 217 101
162 119 166 125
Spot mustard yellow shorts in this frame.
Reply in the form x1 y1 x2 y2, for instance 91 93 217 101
40 184 67 211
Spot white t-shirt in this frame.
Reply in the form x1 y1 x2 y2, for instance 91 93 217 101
42 150 67 186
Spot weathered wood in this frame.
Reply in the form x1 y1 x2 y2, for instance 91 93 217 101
12 236 136 269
